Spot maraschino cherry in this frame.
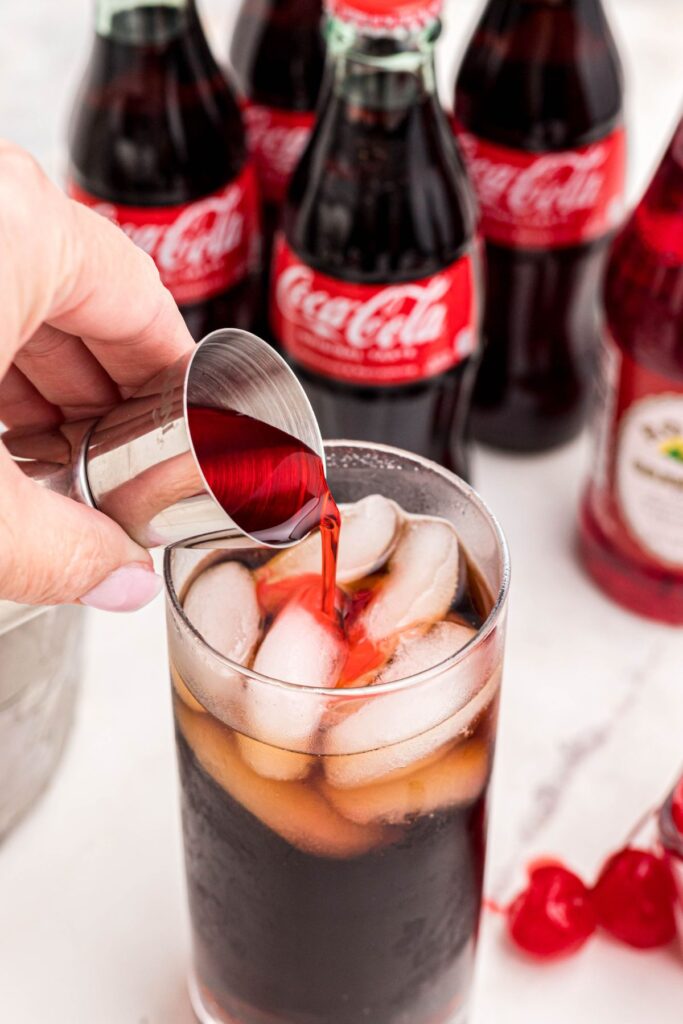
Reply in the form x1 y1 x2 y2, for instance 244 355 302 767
507 863 597 959
592 848 677 949
502 779 682 960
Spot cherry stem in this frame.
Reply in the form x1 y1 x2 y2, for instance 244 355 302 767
618 768 683 854
484 767 683 918
621 806 658 851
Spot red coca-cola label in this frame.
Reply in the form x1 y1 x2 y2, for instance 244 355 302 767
456 127 626 248
242 101 316 204
271 235 478 386
592 334 683 569
68 164 260 305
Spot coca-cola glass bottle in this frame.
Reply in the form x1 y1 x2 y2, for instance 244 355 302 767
579 114 683 624
270 0 480 479
454 0 626 452
230 0 325 303
68 0 261 340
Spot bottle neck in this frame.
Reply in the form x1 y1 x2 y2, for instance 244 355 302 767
325 16 440 111
635 118 683 265
96 0 193 38
604 117 683 376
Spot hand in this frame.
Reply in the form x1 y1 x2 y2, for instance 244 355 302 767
0 142 194 610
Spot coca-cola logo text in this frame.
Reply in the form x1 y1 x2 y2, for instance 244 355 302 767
244 106 312 180
271 237 477 385
276 265 450 352
93 185 245 276
456 128 626 247
69 167 260 304
460 137 607 221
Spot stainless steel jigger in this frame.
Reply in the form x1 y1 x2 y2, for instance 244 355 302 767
3 329 324 549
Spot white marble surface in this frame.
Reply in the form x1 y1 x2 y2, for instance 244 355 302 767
1 2 683 1023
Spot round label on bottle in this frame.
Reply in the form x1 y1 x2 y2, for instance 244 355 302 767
68 164 260 305
270 235 478 386
454 126 626 249
616 394 683 568
241 102 316 204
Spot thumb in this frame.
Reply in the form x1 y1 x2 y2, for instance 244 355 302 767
0 450 162 610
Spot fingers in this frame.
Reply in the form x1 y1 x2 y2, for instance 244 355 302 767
49 200 194 392
0 143 189 610
0 447 161 609
14 323 120 418
0 144 71 369
0 141 194 391
0 365 61 428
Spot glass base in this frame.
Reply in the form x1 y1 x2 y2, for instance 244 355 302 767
188 971 236 1024
188 969 469 1024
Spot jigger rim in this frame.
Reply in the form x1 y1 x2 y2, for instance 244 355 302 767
184 328 326 549
164 439 510 698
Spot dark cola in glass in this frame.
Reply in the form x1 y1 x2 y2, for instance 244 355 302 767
166 441 509 1024
68 0 261 340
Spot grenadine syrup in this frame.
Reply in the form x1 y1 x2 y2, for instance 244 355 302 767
187 405 340 614
579 114 683 624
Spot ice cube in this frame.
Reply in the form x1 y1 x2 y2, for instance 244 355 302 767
243 601 347 778
324 623 497 789
183 561 260 665
171 663 205 714
378 621 476 683
325 666 500 788
177 702 386 857
319 739 489 826
253 602 346 689
259 494 400 585
359 518 460 642
236 734 313 781
326 622 476 754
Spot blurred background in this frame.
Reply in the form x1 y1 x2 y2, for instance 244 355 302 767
1 0 682 198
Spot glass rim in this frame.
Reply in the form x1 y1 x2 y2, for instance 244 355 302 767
164 440 510 699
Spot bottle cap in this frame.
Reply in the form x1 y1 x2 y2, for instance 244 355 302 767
326 0 441 31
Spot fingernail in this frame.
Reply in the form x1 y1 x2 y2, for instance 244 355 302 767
80 564 163 612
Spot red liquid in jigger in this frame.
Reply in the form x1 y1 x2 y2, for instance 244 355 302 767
187 404 340 615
